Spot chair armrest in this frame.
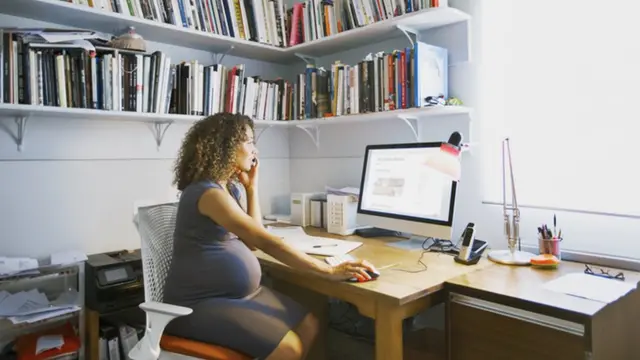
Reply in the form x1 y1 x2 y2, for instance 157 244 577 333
129 301 192 360
140 301 193 317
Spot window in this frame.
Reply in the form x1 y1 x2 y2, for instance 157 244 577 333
478 0 640 218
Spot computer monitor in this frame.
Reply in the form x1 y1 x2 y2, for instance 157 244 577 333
356 142 458 240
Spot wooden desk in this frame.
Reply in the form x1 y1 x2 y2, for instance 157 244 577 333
256 227 493 360
444 261 640 360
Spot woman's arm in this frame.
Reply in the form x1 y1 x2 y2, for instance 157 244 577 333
245 187 263 226
198 187 333 277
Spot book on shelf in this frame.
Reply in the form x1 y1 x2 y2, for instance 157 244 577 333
0 32 449 122
62 0 446 47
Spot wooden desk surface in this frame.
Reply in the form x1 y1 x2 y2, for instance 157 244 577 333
256 226 493 306
445 259 640 321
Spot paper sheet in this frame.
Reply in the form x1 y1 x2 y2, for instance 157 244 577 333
542 273 637 303
267 226 363 256
36 335 64 354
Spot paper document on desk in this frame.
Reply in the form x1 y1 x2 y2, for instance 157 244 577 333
267 226 362 256
542 273 636 304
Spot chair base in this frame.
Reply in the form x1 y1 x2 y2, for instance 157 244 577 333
160 335 252 360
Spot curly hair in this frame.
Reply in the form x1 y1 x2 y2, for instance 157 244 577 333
173 112 254 191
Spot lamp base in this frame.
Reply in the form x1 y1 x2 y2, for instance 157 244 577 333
488 249 535 266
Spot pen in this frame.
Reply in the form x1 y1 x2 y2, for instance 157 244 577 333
313 244 338 248
553 214 557 237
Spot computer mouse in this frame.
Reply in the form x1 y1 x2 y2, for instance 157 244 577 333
366 269 380 279
347 269 380 282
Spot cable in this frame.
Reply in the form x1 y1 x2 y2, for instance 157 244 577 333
391 236 464 273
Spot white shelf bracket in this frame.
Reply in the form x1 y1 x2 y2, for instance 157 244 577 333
1 116 29 151
397 115 419 141
149 121 173 150
294 53 318 65
214 45 235 63
295 124 320 149
396 25 416 48
255 125 274 143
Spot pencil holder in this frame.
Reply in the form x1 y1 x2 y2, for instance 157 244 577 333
538 235 563 259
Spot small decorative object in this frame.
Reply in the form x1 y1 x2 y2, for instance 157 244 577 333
446 97 463 106
109 26 146 52
424 95 446 106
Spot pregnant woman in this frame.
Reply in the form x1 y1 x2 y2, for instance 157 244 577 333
163 113 375 360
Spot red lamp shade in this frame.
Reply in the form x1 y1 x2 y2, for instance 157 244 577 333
424 132 463 181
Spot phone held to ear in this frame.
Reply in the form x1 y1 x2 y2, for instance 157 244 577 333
454 223 484 266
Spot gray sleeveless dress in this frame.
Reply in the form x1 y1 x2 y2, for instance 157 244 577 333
163 180 308 359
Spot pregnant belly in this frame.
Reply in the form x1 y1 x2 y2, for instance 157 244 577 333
208 239 262 298
170 239 263 301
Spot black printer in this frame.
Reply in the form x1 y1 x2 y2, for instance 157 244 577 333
85 249 145 314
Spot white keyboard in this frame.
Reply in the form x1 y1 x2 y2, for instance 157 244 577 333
325 254 356 266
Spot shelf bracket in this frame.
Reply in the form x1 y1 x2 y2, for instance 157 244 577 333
396 25 416 48
294 53 318 65
1 116 29 151
295 124 320 149
397 115 419 141
149 121 173 150
255 125 274 143
214 45 235 63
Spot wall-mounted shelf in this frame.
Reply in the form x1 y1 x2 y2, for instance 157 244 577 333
1 0 286 62
0 104 470 151
1 0 469 63
264 106 472 148
287 7 470 60
0 104 283 151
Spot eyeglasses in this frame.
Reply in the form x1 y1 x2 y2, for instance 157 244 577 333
584 264 625 281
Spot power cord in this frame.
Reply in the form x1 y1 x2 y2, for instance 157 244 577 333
392 237 463 273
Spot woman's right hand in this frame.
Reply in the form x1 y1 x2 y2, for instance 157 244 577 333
328 259 376 282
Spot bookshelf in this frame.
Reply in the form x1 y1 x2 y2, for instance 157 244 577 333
0 103 469 150
2 0 469 63
285 106 470 147
0 0 472 151
0 103 286 151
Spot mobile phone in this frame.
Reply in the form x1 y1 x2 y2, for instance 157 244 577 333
456 223 476 262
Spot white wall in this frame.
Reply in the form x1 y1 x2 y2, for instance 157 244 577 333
0 14 292 258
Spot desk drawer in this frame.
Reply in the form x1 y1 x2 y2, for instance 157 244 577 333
448 294 587 360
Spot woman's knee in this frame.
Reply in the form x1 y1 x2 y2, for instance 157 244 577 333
266 331 304 360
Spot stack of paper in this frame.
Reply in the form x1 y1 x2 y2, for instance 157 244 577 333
0 250 87 279
267 226 362 256
542 273 637 304
0 289 81 324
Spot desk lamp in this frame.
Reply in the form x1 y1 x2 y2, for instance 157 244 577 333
486 137 535 265
425 133 534 266
423 131 464 181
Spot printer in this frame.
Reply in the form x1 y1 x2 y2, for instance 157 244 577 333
85 249 145 314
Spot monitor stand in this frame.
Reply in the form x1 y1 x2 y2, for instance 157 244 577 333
354 227 401 238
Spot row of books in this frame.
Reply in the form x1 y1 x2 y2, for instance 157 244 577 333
295 41 447 120
63 0 445 47
1 33 448 121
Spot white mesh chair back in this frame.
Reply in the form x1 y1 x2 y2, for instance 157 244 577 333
134 202 179 303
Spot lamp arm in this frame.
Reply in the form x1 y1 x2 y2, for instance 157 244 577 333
505 138 520 250
502 138 520 252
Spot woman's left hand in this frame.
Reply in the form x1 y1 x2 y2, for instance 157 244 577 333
237 158 259 191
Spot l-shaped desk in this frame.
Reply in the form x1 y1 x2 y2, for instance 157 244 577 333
256 226 640 360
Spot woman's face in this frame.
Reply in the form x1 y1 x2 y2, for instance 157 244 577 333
235 126 257 172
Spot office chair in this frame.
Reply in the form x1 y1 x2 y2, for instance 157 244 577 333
130 202 252 360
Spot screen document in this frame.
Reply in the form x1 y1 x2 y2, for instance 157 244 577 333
360 147 454 222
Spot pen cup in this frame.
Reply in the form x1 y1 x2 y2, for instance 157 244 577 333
538 235 562 259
